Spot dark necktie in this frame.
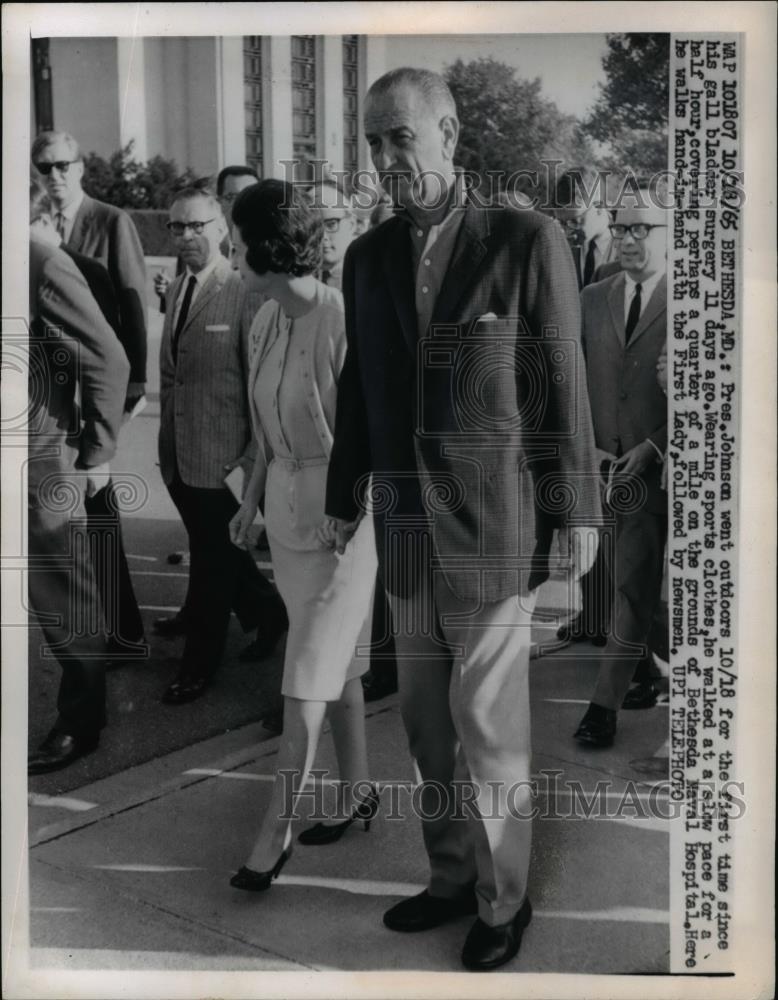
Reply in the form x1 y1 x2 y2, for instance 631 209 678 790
625 282 642 343
172 275 196 360
55 213 67 240
583 237 597 286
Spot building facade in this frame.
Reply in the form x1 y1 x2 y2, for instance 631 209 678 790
33 35 387 182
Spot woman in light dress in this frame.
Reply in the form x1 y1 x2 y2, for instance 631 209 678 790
228 180 378 891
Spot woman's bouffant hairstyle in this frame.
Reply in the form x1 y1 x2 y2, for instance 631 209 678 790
231 179 322 277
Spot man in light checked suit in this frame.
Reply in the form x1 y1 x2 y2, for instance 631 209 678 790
158 187 287 705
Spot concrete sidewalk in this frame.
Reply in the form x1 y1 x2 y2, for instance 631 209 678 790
21 640 670 978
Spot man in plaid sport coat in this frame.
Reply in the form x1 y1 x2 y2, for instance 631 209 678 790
157 187 286 706
325 68 601 970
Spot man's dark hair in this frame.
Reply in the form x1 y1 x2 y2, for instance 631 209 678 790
231 179 322 277
217 165 259 196
168 185 221 213
366 67 457 119
553 166 605 210
30 178 52 223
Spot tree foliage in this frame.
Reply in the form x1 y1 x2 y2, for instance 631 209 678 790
82 141 201 209
586 34 670 177
444 57 595 202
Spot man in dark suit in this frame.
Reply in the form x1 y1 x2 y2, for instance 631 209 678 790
27 239 130 773
31 130 147 414
325 68 600 970
30 180 145 660
551 167 619 647
157 187 287 705
573 201 668 747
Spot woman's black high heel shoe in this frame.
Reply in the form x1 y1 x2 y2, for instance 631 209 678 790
298 784 380 845
230 845 292 891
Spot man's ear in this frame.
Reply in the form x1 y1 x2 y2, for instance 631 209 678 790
440 114 459 161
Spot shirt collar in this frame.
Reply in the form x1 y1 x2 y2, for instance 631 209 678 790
184 254 221 290
58 189 84 221
624 267 664 302
396 170 467 233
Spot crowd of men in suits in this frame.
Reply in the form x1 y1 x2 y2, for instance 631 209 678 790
26 126 667 772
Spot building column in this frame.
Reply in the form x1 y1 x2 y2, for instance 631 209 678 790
116 37 147 160
319 35 344 175
216 37 246 168
263 36 293 180
360 36 387 171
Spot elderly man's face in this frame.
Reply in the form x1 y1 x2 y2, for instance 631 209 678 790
33 136 84 210
364 83 458 211
614 206 667 279
168 195 227 274
555 203 610 245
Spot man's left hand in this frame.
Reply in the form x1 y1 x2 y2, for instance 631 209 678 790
612 440 657 478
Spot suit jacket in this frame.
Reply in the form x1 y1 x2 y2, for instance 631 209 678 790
28 241 129 494
65 194 147 383
569 232 619 290
158 255 254 489
580 271 667 513
62 245 121 334
326 201 601 601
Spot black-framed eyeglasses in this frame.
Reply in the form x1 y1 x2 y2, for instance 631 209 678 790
35 160 79 176
609 223 667 240
562 214 588 230
166 219 216 237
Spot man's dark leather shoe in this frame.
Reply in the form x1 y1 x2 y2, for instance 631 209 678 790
162 673 209 705
28 730 99 775
383 889 478 932
153 612 189 638
556 614 607 647
622 681 659 710
574 703 617 747
461 897 532 971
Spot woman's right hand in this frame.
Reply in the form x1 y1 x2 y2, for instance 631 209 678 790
229 502 256 549
154 271 171 300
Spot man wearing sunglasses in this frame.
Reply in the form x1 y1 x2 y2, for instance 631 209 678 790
553 167 619 292
573 199 668 748
156 188 287 706
31 131 147 416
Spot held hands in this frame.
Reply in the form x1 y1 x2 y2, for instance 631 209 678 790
557 526 599 581
327 515 363 554
229 501 257 549
612 440 657 478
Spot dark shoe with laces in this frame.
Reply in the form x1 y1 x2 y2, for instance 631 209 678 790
383 889 478 932
556 613 607 647
28 729 100 775
461 897 533 971
162 673 209 705
574 703 617 747
621 681 659 710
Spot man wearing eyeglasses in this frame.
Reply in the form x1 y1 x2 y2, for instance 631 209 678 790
31 131 147 415
156 187 287 705
573 198 668 748
306 180 357 291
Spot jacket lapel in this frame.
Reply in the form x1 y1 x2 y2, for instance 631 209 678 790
607 272 627 347
68 194 93 249
381 220 418 354
429 204 490 326
181 257 230 331
628 276 666 346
